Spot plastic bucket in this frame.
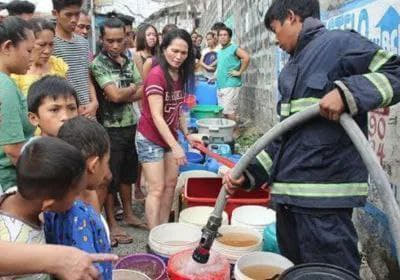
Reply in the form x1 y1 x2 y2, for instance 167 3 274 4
263 223 280 253
168 249 230 280
179 163 209 173
186 152 204 164
112 269 151 280
197 118 236 143
114 253 166 280
212 225 263 264
148 223 201 260
231 206 276 235
191 105 223 119
195 80 218 105
179 206 229 228
234 252 294 280
279 263 361 279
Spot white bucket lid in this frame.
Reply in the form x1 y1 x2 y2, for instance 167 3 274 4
232 206 276 226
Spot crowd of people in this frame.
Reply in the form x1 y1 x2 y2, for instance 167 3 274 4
0 0 252 279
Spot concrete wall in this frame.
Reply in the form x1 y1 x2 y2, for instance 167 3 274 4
197 0 400 279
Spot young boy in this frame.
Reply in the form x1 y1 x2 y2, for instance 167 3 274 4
44 116 113 280
225 0 400 275
52 0 98 118
27 75 79 137
0 136 87 279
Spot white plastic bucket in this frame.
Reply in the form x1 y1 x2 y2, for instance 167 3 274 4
234 252 294 280
148 223 201 259
231 206 276 235
113 269 151 280
212 225 263 264
197 118 236 143
179 206 229 228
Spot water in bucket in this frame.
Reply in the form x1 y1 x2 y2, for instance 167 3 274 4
168 249 230 280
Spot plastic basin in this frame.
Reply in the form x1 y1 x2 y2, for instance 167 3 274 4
186 152 204 164
191 105 223 119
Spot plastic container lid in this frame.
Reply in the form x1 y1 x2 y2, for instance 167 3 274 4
279 263 361 279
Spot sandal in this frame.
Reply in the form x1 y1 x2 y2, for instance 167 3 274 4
110 233 133 245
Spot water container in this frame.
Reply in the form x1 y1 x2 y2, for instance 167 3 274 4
279 263 361 279
179 206 229 228
114 253 166 280
186 152 204 164
194 80 218 105
234 252 294 280
180 163 209 173
184 94 197 109
212 225 263 264
208 143 231 157
228 154 242 163
205 157 221 173
231 206 276 235
191 105 223 119
113 269 151 280
148 223 201 260
197 118 236 143
263 223 280 253
178 131 189 152
168 249 230 280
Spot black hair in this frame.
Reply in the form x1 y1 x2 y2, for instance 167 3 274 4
17 136 85 200
7 0 35 16
158 28 195 94
100 16 125 38
118 14 134 26
135 23 159 55
27 75 78 114
162 23 177 36
52 0 82 12
29 18 55 37
211 22 226 31
206 31 215 38
218 26 232 38
264 0 320 30
0 16 32 46
58 116 110 160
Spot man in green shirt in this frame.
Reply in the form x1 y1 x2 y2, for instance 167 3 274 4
216 26 250 135
91 17 144 245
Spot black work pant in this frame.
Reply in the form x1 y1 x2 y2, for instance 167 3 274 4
276 204 361 275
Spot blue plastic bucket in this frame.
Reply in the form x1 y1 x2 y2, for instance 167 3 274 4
186 152 204 164
263 222 280 253
179 163 208 173
195 80 218 105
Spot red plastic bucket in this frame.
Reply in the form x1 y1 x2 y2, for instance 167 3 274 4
168 249 230 279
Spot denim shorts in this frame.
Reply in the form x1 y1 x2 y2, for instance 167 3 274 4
135 132 170 163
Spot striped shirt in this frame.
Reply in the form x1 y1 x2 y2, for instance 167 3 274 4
53 34 90 106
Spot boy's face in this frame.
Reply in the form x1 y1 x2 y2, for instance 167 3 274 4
102 27 125 58
29 96 78 136
87 150 112 191
53 5 81 34
270 16 302 54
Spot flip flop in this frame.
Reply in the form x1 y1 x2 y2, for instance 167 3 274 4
110 233 133 245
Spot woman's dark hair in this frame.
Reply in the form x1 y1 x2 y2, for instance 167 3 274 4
58 116 110 160
7 0 35 16
52 0 82 12
264 0 320 30
136 23 159 55
162 23 178 36
17 136 85 200
158 28 195 94
0 16 32 46
29 18 55 37
100 17 125 37
218 26 232 38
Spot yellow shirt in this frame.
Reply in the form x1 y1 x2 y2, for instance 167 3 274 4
11 56 69 96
